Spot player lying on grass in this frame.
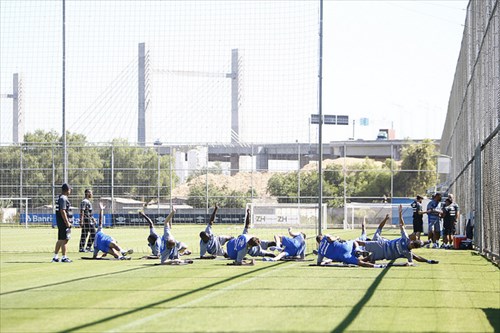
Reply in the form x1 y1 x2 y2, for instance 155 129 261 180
226 209 275 265
199 204 234 259
356 205 438 266
93 202 133 260
315 235 384 268
138 207 181 259
266 227 307 261
149 206 193 265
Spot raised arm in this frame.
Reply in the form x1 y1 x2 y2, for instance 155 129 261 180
98 202 105 228
288 227 301 237
139 211 154 228
165 206 176 229
209 203 218 225
244 208 251 229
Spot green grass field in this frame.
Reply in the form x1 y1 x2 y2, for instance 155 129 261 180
1 225 499 333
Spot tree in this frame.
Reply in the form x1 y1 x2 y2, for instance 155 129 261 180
393 139 437 197
186 183 250 208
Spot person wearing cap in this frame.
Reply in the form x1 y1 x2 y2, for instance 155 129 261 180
52 183 73 263
426 192 443 248
440 196 460 249
411 195 427 240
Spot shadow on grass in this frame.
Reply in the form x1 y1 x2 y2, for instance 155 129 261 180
58 261 287 333
482 308 500 332
0 266 151 296
330 260 395 333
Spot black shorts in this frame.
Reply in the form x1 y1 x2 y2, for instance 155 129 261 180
57 223 71 241
443 226 455 236
413 220 423 233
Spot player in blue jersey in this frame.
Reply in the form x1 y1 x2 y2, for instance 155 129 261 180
199 204 234 259
357 205 438 265
270 228 307 261
426 192 443 248
156 206 193 265
93 202 133 260
315 235 383 268
52 183 74 263
226 210 269 265
138 208 178 259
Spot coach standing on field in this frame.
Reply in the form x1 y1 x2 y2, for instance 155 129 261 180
52 183 73 263
79 189 96 252
411 195 426 240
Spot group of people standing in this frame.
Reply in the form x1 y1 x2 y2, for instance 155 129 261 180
410 192 460 249
51 183 442 267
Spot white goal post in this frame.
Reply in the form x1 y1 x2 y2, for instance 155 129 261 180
0 198 30 228
343 202 414 230
247 202 328 230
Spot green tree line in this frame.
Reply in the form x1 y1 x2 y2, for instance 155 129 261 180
0 130 177 207
267 139 437 206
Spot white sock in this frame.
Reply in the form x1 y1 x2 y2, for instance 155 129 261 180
53 254 59 259
62 255 67 259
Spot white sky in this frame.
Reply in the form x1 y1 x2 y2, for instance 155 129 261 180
0 0 469 144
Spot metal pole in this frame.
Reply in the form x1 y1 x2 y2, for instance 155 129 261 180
170 147 173 208
62 0 67 183
317 0 324 235
390 144 394 203
111 145 114 214
343 143 347 229
297 141 301 205
206 143 209 216
157 150 161 214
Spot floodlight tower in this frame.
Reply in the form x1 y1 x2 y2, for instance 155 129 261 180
142 45 242 172
0 73 24 143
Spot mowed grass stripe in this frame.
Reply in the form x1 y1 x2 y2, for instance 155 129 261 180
107 260 299 332
1 227 498 333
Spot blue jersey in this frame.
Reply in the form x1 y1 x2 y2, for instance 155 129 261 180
226 238 237 259
199 224 225 256
148 227 161 256
364 232 412 262
281 234 306 257
427 200 442 223
94 227 112 254
160 226 182 263
226 234 250 262
317 239 358 265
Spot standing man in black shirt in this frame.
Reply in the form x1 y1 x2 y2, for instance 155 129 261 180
52 183 73 263
411 195 426 240
79 189 96 252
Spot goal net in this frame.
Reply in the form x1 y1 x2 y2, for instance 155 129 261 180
247 203 327 230
343 203 413 230
0 198 29 227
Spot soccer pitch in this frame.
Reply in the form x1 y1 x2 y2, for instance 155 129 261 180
1 226 499 333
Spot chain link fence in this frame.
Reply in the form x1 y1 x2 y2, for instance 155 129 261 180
1 141 440 228
440 0 499 263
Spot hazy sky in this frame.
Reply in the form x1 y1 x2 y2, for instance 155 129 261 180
0 0 469 144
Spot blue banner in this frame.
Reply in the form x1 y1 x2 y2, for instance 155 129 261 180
20 213 112 228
